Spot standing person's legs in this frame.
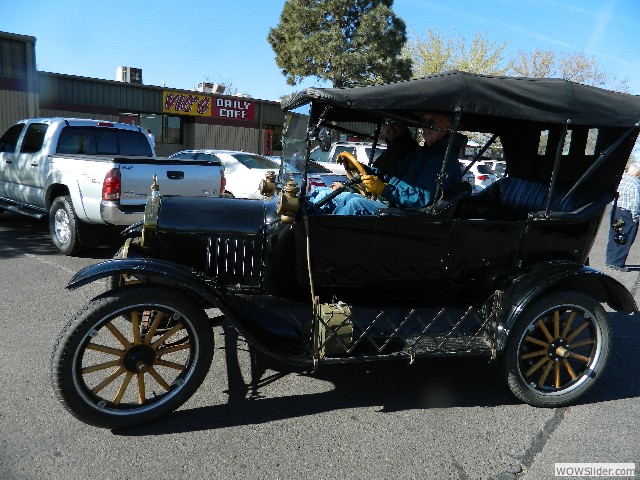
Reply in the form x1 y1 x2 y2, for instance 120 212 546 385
605 209 637 269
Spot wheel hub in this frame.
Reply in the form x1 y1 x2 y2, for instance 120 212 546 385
54 209 70 243
123 344 156 373
547 338 570 362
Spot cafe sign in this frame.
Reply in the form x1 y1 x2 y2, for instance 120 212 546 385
211 98 255 121
162 90 255 121
163 91 212 117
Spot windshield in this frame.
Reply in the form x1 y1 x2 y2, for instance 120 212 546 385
282 107 309 167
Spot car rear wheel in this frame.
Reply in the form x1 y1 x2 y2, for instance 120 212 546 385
51 285 214 429
505 291 610 407
49 195 83 255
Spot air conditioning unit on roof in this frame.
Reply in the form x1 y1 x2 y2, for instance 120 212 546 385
116 66 142 84
198 82 225 94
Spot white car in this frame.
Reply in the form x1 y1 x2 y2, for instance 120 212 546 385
460 162 476 191
459 160 498 193
482 159 507 178
170 149 282 198
171 150 346 198
309 142 386 174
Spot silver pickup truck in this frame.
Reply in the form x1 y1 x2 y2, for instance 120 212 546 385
0 118 223 255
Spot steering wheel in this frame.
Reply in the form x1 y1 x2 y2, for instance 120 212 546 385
336 151 369 197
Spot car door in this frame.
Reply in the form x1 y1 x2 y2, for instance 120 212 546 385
300 213 378 289
11 122 48 206
0 123 26 199
370 214 452 299
299 211 453 302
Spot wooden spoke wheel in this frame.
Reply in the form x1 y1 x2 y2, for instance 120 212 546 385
51 285 214 429
505 291 610 407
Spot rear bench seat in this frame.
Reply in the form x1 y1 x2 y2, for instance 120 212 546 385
458 177 612 220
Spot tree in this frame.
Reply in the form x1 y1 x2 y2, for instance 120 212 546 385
403 28 510 77
508 49 629 92
267 0 412 87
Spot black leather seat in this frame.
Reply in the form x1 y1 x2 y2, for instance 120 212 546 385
458 177 612 220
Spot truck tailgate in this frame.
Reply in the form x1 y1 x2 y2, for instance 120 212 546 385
118 158 221 206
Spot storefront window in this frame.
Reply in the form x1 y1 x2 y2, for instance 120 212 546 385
140 114 162 141
267 124 283 152
119 113 182 144
163 116 181 144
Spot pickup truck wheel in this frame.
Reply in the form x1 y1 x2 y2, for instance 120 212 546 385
49 196 83 255
51 285 214 429
505 291 610 407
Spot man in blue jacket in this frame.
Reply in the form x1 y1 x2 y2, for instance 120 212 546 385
310 112 463 215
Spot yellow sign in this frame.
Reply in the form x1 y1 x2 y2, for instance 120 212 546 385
162 90 212 117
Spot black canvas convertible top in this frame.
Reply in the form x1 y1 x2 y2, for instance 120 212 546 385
284 71 640 129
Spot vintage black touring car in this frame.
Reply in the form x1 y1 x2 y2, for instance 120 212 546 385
51 71 640 428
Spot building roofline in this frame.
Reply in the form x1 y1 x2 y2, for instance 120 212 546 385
0 31 36 43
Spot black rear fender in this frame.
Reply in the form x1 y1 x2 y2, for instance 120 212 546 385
494 262 636 350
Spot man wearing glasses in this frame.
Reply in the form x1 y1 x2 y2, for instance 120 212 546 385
310 112 463 216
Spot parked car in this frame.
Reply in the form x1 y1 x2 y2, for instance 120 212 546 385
0 118 222 255
170 149 287 199
267 155 348 193
289 160 349 193
52 71 639 429
172 150 348 198
460 160 499 193
460 161 476 191
483 160 507 178
310 141 386 174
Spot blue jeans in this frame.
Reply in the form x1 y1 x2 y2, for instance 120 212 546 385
309 188 386 215
334 196 386 215
605 208 638 267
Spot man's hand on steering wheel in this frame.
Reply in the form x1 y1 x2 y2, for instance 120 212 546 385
361 174 386 196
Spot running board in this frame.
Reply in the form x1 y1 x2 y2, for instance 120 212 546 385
0 199 47 219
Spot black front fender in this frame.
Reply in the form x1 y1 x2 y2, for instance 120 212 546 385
67 258 313 366
68 258 220 304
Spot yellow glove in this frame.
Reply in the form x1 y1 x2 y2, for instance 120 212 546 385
361 174 386 196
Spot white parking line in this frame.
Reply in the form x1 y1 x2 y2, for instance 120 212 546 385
5 248 77 274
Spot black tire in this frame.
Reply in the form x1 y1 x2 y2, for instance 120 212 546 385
51 285 214 429
505 291 610 407
49 195 83 255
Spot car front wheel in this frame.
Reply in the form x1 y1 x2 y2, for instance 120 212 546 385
51 285 214 429
505 291 610 407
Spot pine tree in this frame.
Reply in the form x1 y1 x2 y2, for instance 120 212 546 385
268 0 412 87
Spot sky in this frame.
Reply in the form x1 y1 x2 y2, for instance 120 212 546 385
2 0 640 102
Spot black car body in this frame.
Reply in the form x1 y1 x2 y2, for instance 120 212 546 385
52 71 640 428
